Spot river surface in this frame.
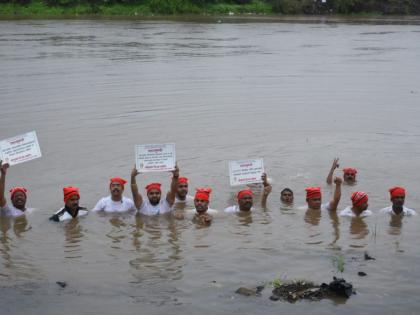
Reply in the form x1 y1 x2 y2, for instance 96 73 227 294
0 19 420 314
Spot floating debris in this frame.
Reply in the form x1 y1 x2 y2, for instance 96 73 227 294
364 252 376 261
269 277 354 302
56 281 67 288
236 287 258 296
358 271 367 277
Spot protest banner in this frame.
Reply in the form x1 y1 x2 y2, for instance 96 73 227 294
0 131 42 166
229 159 264 186
135 143 176 172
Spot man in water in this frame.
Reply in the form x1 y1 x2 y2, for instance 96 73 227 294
193 188 213 225
224 173 271 213
339 191 372 217
380 186 416 216
131 165 178 215
50 186 88 222
0 160 31 217
173 176 194 209
93 177 136 212
326 158 357 185
306 177 342 211
280 188 294 207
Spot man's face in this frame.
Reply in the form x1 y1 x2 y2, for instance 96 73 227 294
110 182 123 199
358 202 369 211
12 192 26 209
391 195 405 207
177 183 188 198
65 195 79 211
194 198 209 213
281 191 294 204
307 198 322 210
238 195 253 211
147 189 161 205
343 172 356 183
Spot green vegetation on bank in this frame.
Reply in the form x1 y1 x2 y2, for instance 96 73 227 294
0 0 419 17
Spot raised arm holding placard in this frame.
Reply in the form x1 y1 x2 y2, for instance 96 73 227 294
131 164 179 216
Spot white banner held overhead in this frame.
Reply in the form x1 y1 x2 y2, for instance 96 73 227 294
135 143 176 172
229 159 264 186
0 131 42 166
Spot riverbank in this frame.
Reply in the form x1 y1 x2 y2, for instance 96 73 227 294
1 0 420 22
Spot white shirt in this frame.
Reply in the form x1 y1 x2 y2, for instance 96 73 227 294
380 206 416 216
224 205 253 213
0 204 32 217
299 202 332 211
139 199 172 216
186 208 218 215
51 207 88 222
173 195 194 209
339 206 372 217
92 196 136 213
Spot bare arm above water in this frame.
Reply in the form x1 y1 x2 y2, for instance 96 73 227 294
326 158 339 185
166 164 179 207
131 166 143 210
261 172 271 208
0 161 9 208
328 177 342 211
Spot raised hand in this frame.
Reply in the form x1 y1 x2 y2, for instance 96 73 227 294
131 165 139 179
0 160 9 176
172 163 179 178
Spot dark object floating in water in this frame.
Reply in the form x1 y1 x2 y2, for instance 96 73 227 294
364 252 376 260
358 271 367 277
269 277 354 302
236 287 258 296
56 281 67 288
236 285 265 297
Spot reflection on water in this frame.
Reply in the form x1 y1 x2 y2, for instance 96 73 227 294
388 215 403 235
63 218 85 259
130 216 184 284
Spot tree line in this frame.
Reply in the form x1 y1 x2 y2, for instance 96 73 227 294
1 0 419 15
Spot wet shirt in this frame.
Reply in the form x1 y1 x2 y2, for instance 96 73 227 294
173 195 194 209
379 206 416 216
0 204 31 217
298 202 332 211
139 199 172 216
187 208 218 215
224 205 253 213
339 206 372 217
49 206 88 222
92 196 136 213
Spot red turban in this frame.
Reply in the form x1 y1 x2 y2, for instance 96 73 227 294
351 191 368 207
178 177 188 184
389 186 405 198
10 187 27 199
237 189 253 200
195 188 212 201
63 186 80 203
306 187 321 199
146 183 161 193
343 168 357 175
110 177 127 188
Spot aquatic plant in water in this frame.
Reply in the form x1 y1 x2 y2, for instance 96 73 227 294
332 255 345 273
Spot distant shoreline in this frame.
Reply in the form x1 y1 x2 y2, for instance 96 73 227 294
1 13 420 25
1 1 420 24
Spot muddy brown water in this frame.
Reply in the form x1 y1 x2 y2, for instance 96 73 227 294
0 19 420 314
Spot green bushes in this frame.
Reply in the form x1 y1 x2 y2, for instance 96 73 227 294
0 0 419 15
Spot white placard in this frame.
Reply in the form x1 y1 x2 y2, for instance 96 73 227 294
0 131 42 166
229 159 264 186
135 143 176 172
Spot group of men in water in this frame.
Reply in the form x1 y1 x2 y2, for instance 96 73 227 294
0 158 415 224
